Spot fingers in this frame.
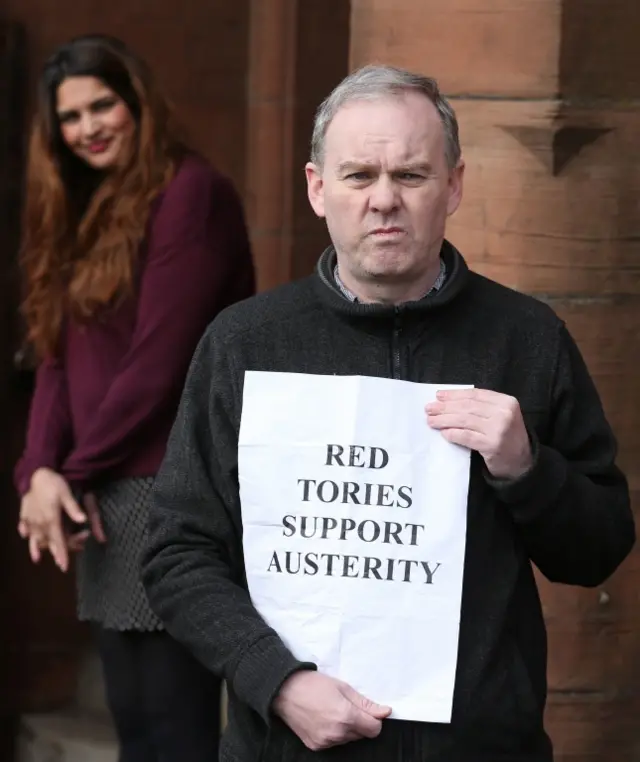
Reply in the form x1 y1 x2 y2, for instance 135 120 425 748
47 519 70 572
427 411 491 434
28 534 42 564
60 490 86 525
438 427 485 450
275 672 391 751
426 402 492 449
22 518 70 570
426 390 521 446
427 399 494 419
340 683 391 738
84 493 107 543
435 388 510 406
20 482 77 571
349 708 384 740
340 683 391 719
364 702 392 720
67 530 90 552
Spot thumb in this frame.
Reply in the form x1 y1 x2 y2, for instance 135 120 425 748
339 683 392 719
60 487 86 524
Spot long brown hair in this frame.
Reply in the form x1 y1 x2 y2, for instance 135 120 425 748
21 34 186 359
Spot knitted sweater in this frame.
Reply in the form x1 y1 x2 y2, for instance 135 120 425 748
14 154 255 493
142 241 634 762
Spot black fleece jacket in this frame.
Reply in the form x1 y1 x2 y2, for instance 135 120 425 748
141 241 634 762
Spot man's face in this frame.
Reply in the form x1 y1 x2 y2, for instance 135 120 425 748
306 92 464 288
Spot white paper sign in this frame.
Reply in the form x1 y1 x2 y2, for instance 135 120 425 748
238 372 472 723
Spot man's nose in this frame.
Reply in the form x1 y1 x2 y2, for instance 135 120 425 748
368 176 399 214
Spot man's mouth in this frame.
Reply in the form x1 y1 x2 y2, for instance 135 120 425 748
370 227 405 236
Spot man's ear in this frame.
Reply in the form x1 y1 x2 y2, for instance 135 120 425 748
446 159 465 217
305 162 326 218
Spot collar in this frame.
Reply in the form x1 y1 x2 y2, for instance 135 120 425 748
313 240 469 319
334 257 447 303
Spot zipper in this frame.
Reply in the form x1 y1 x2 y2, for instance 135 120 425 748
392 307 403 379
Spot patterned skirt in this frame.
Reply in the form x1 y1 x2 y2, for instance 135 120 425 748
76 476 163 631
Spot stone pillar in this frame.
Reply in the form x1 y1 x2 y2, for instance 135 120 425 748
245 0 350 291
351 2 640 760
245 0 298 290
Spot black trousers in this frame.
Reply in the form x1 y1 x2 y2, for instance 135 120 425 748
96 628 222 762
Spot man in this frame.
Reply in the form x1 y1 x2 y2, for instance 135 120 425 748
141 65 634 761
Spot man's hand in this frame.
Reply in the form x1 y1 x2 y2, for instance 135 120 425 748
272 671 391 751
426 388 533 480
18 468 86 571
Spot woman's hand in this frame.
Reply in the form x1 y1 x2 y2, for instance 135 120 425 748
67 492 107 552
18 467 86 571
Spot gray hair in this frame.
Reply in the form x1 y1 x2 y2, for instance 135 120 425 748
310 64 461 170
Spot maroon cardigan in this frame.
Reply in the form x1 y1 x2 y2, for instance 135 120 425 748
15 154 255 494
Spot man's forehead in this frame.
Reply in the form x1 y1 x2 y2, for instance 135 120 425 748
336 146 429 167
326 124 439 166
324 95 444 159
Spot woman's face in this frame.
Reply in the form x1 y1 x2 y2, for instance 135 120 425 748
56 75 136 170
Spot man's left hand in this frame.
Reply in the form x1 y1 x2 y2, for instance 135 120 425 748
426 389 533 480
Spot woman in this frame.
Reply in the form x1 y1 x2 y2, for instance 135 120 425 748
15 34 254 762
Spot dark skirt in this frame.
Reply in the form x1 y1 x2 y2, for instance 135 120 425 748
76 476 163 631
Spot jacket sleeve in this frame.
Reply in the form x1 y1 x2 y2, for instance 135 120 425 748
488 323 635 587
14 356 74 495
60 165 254 486
141 325 315 723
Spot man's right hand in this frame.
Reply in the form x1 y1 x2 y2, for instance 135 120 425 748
272 671 391 751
